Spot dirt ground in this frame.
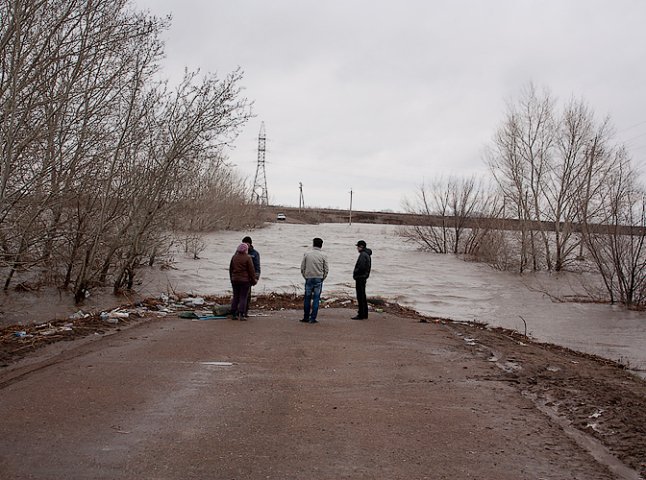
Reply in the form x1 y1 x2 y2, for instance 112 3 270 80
0 293 645 479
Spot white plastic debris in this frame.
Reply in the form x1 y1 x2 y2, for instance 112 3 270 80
184 297 205 307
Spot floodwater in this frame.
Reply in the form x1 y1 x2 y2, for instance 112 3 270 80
136 222 646 377
2 222 642 376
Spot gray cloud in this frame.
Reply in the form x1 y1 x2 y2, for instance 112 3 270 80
135 0 646 211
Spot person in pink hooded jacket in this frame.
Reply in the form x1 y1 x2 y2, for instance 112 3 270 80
229 243 257 320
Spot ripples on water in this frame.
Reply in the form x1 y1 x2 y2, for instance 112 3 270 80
140 223 646 376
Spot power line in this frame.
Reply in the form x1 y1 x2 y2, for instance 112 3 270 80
623 130 646 144
616 119 646 134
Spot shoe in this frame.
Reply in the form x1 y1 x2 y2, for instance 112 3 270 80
351 316 366 320
300 318 309 323
308 319 318 323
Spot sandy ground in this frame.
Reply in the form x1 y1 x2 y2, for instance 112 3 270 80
0 296 644 479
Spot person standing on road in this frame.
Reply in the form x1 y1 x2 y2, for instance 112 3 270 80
352 240 372 320
242 236 260 315
300 237 329 324
229 243 257 321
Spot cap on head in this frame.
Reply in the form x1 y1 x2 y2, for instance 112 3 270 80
356 240 367 248
313 237 323 248
237 243 249 254
242 236 252 245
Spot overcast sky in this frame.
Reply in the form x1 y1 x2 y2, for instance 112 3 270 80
133 0 646 212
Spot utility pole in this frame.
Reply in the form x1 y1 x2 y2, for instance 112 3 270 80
299 182 304 211
251 122 269 205
349 189 353 225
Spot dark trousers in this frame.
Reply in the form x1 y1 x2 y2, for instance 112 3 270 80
355 278 368 318
231 281 251 316
246 285 254 312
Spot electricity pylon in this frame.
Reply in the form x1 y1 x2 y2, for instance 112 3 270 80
251 122 269 205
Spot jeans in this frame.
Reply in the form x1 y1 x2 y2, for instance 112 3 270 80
303 278 323 321
355 278 368 318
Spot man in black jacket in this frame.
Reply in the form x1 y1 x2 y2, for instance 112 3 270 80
352 240 372 320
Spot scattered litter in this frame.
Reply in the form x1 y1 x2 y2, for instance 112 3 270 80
375 308 384 313
546 365 561 372
464 337 477 346
211 304 232 316
13 331 30 338
589 410 604 419
183 297 205 307
111 426 131 434
40 329 59 336
100 310 129 323
586 422 600 432
179 311 226 320
69 310 88 320
501 361 522 373
488 356 498 362
201 361 234 366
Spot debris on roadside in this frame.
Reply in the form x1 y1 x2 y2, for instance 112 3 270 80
0 292 444 366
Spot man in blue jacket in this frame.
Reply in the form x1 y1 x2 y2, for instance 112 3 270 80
242 236 260 316
352 240 372 320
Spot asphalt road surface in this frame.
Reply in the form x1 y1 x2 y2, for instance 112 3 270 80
0 308 626 479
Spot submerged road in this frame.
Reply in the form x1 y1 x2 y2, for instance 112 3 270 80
0 309 627 479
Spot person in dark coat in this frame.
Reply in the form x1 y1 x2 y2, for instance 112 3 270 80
229 243 257 321
352 240 372 320
242 236 261 314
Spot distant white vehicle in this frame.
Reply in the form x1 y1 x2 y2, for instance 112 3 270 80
276 213 286 221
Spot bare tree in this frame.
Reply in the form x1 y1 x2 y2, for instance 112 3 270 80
0 0 256 303
487 83 556 271
401 176 490 255
581 158 646 307
486 84 632 274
